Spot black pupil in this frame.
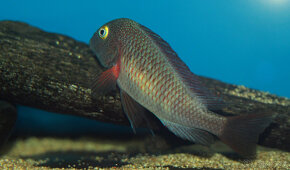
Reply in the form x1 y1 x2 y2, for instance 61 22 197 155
100 29 105 35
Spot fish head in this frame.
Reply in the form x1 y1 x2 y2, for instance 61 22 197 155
90 20 121 68
90 18 140 68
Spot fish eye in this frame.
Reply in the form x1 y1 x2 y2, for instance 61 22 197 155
98 26 109 39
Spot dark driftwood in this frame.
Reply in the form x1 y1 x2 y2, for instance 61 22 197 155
0 21 289 151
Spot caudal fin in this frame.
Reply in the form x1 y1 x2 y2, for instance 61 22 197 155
219 113 274 158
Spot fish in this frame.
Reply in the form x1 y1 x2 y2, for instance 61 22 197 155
90 18 273 157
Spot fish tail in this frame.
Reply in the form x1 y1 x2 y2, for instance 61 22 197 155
218 113 274 158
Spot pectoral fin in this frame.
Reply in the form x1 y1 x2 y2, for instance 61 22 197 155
91 64 120 95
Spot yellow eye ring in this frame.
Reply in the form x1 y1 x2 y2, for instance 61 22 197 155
98 26 109 39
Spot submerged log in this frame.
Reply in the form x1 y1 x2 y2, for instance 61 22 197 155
0 21 289 151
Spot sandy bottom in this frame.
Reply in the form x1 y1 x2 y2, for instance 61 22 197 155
0 136 289 169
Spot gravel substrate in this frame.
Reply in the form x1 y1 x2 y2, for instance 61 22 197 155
0 137 289 169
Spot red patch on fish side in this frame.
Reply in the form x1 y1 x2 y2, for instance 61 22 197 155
112 62 120 78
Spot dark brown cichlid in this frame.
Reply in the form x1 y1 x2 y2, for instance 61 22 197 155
90 18 274 157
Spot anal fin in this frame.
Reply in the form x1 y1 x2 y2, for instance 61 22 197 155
160 119 215 146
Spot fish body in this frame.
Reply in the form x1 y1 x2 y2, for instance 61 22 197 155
90 18 273 157
116 22 224 137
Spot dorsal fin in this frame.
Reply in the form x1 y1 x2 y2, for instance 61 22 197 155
139 25 224 110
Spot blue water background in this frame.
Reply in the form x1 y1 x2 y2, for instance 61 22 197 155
0 0 289 136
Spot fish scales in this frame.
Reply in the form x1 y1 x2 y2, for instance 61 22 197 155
119 24 219 131
90 18 274 157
